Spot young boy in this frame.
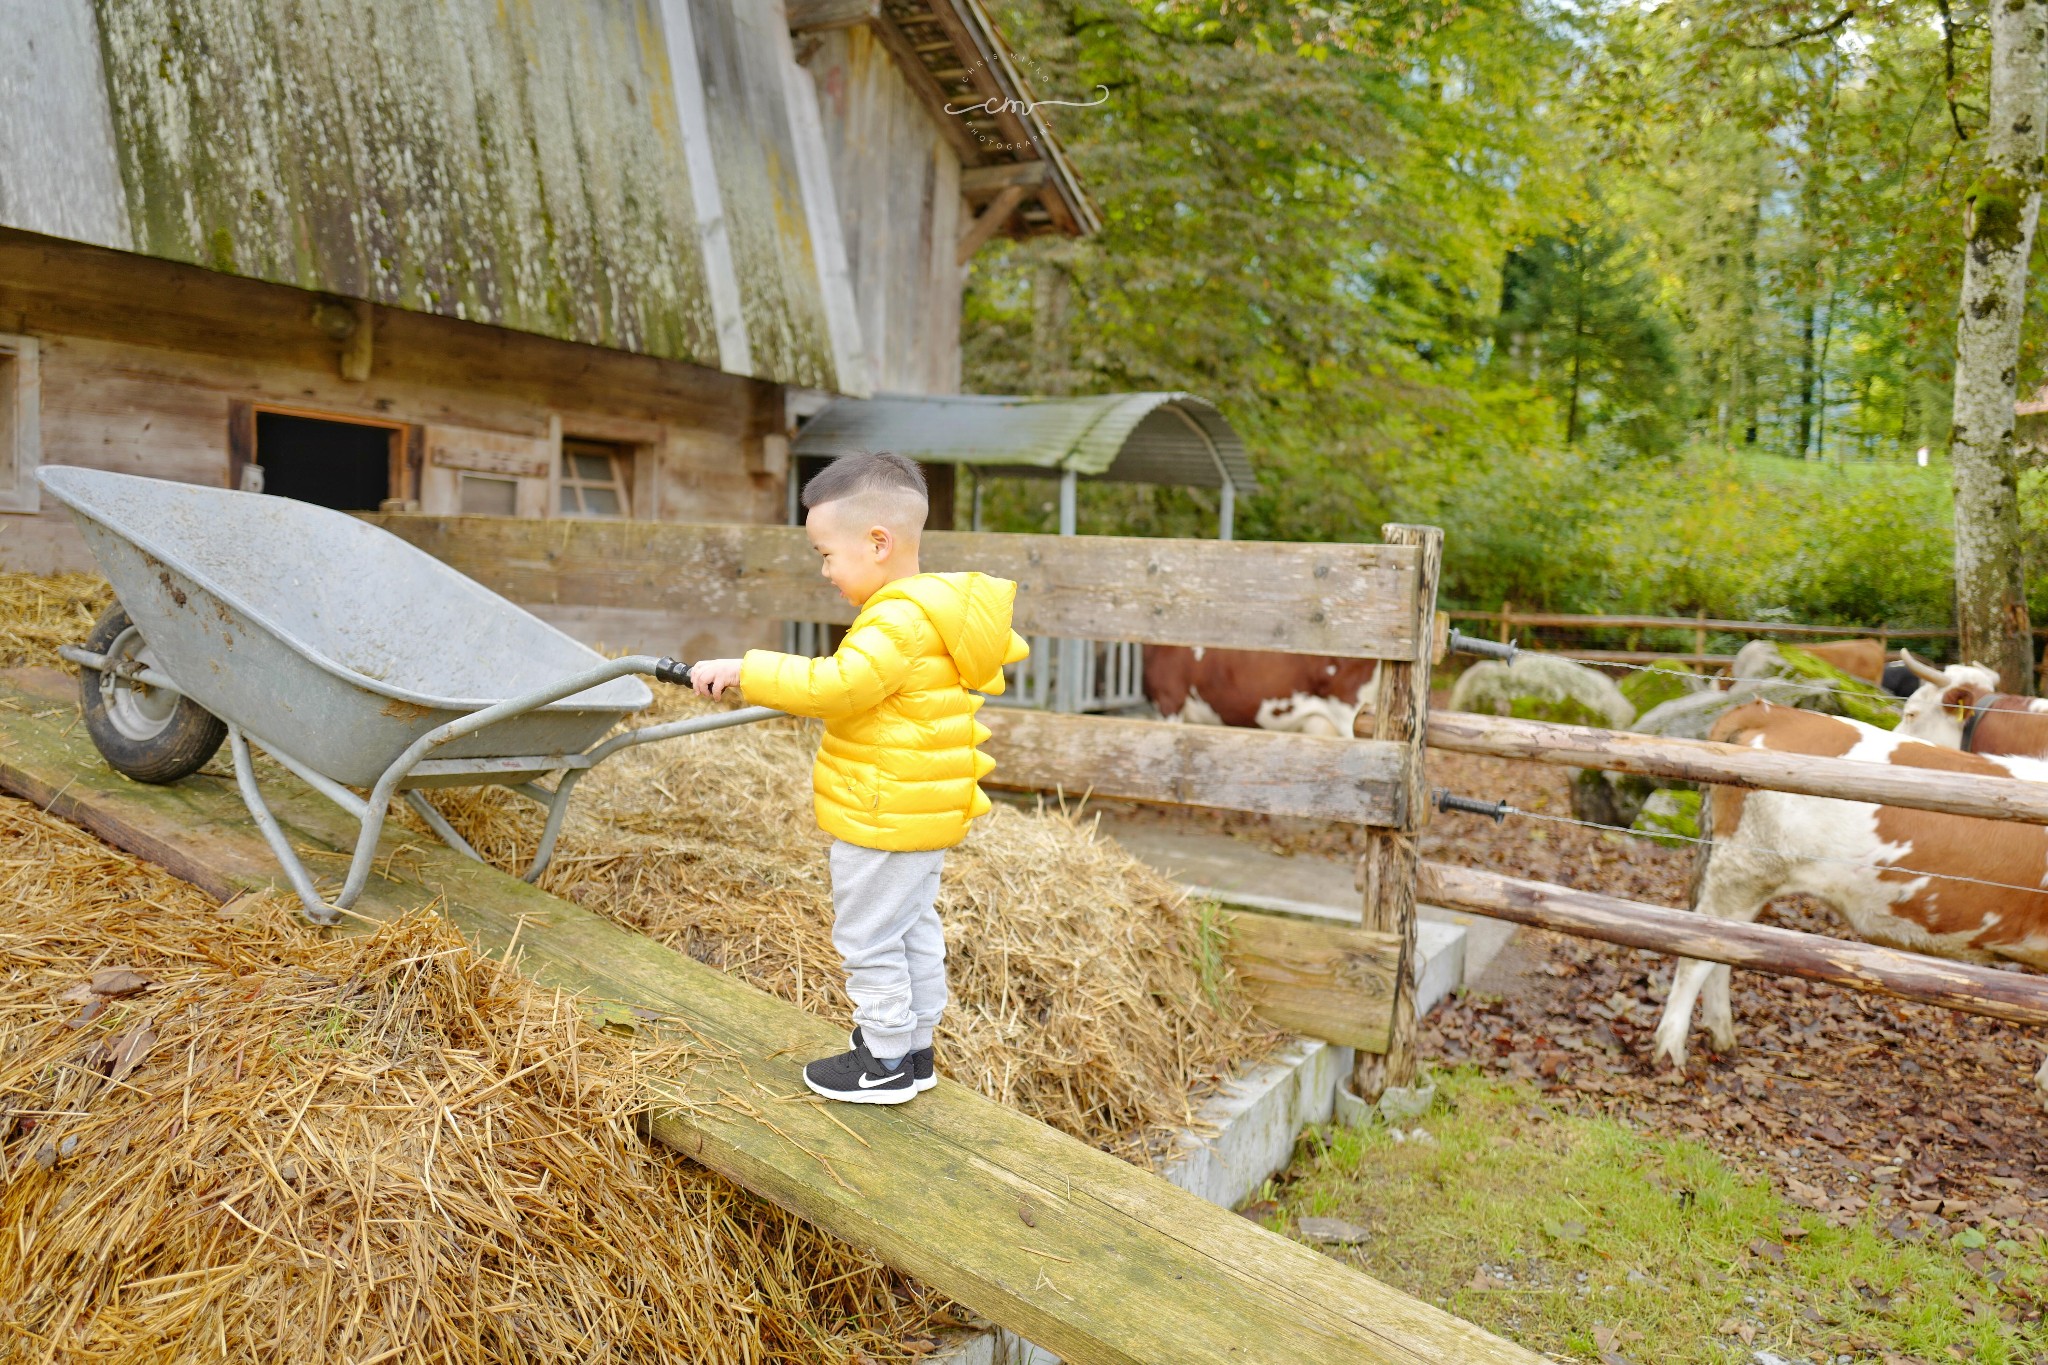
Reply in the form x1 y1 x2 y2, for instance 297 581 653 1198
689 452 1027 1104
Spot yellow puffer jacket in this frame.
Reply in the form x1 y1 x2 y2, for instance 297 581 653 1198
739 572 1030 851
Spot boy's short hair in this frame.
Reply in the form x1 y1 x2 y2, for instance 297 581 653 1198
802 451 928 514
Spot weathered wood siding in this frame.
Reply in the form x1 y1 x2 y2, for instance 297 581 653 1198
0 230 782 658
0 0 861 392
803 24 964 394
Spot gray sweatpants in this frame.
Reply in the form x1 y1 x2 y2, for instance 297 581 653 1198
829 839 947 1062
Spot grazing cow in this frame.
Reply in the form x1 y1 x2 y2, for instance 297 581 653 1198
1652 702 2048 1101
1144 646 1379 738
1893 650 2048 757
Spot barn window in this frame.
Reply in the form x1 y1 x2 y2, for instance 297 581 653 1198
558 439 632 518
0 334 41 514
458 473 519 515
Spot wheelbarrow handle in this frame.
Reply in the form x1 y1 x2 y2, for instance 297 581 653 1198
653 658 694 687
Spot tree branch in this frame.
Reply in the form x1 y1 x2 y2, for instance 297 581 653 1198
1738 7 1855 49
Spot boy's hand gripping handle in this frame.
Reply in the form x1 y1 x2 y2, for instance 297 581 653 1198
653 658 694 687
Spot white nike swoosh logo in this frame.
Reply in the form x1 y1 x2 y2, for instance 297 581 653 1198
857 1071 904 1089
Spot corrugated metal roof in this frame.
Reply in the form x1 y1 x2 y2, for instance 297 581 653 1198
792 393 1257 490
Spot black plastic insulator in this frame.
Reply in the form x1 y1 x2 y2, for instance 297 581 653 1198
653 658 695 687
1434 788 1509 823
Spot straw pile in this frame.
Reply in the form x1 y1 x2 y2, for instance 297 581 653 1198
0 794 957 1361
0 570 110 667
421 686 1279 1166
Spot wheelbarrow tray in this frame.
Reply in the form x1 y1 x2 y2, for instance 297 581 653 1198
40 467 650 788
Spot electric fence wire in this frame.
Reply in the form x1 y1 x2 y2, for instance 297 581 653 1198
1435 796 2048 905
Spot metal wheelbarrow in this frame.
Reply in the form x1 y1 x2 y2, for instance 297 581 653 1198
39 466 775 925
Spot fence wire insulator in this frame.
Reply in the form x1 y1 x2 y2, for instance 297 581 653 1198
1447 629 1518 664
1434 789 1509 823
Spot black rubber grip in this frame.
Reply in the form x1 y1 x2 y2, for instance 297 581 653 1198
1434 789 1509 823
653 658 694 687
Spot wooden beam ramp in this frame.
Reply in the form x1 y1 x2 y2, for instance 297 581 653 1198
0 672 1534 1365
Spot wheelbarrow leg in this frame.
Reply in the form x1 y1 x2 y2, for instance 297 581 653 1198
403 790 484 864
227 725 342 926
521 769 590 883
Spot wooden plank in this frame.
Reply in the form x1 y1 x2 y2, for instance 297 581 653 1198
1427 710 2048 827
787 0 880 31
956 183 1032 264
1355 524 1443 1093
1419 861 2048 1028
961 160 1048 194
0 671 1538 1365
981 708 1409 827
1220 910 1398 1051
361 515 1424 659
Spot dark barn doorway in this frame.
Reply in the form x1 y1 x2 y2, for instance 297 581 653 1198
251 411 397 511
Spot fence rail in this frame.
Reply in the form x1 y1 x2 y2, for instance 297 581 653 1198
1419 862 2048 1028
1444 604 2048 682
1427 710 2048 827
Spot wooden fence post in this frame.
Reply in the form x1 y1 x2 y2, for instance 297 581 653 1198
1354 523 1444 1101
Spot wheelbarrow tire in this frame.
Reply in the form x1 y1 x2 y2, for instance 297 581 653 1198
79 605 228 784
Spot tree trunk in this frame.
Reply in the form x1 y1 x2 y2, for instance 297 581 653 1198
1950 0 2048 694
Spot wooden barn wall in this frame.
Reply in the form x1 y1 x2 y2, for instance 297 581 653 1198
0 0 853 392
802 25 964 396
0 230 784 659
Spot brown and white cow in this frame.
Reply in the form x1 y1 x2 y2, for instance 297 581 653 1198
1652 702 2048 1101
1144 646 1380 738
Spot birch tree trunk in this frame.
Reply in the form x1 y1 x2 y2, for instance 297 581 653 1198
1949 0 2048 694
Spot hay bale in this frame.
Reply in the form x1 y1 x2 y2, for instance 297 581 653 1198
1447 654 1634 730
0 795 950 1362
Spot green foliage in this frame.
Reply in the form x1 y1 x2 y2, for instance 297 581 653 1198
1493 223 1682 452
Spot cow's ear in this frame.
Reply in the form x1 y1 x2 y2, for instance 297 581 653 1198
1942 685 1976 719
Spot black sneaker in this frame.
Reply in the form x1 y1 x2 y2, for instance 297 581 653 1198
803 1040 916 1104
850 1026 936 1092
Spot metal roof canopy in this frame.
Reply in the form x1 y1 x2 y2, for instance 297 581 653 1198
792 393 1256 493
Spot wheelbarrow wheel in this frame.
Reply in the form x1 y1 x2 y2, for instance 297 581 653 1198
79 604 227 783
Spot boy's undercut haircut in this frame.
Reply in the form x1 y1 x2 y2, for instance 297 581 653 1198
803 451 928 514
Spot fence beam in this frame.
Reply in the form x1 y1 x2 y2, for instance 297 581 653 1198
1427 710 2048 827
1418 862 2048 1027
365 514 1423 660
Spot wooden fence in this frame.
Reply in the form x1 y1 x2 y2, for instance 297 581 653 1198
367 513 2048 1092
1424 707 2048 1025
368 513 1445 1094
1448 603 2048 677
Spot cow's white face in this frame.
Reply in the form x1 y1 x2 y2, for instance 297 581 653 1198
1896 663 2001 746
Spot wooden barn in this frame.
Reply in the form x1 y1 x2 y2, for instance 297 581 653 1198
0 0 1096 654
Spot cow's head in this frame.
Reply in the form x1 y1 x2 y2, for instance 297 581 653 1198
1894 650 2003 747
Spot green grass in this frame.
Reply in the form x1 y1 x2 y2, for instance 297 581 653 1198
1262 1070 2047 1363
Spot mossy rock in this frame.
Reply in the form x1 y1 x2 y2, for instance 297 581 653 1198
1569 766 1674 829
1633 678 1833 742
1616 660 1702 715
1448 655 1635 731
1774 646 1899 730
1631 788 1702 847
